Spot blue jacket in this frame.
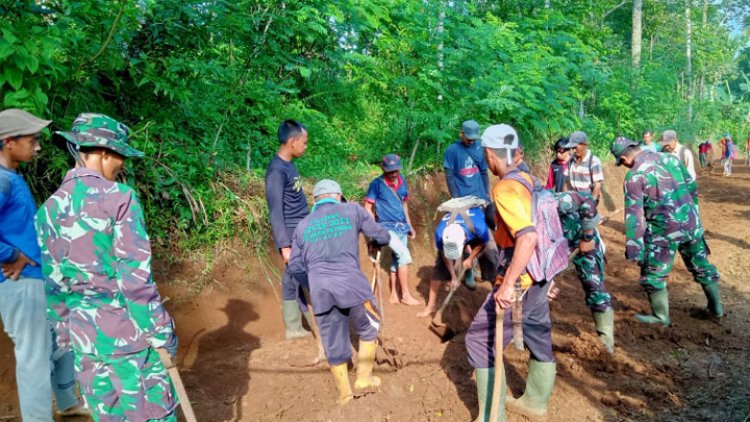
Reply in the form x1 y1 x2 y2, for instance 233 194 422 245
288 202 390 314
0 166 42 282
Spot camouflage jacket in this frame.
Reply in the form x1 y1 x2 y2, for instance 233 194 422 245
553 191 600 248
623 150 701 263
35 168 174 356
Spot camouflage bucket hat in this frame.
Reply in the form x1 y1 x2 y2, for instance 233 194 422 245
52 113 144 158
610 136 639 166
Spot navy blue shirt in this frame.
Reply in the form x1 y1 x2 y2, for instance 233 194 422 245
0 166 42 282
434 206 490 250
443 140 489 201
288 202 390 314
364 175 410 234
265 155 309 250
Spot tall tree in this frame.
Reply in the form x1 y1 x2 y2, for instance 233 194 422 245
632 0 643 69
686 0 694 121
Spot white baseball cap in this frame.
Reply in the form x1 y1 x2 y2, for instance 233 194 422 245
481 124 520 162
442 223 466 261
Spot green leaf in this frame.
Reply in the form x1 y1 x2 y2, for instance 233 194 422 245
299 67 311 79
5 66 22 90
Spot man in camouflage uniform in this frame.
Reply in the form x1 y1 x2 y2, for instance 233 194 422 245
554 191 615 354
35 113 179 421
610 137 723 325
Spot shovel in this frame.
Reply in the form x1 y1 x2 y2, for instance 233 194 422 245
370 251 403 369
428 263 468 342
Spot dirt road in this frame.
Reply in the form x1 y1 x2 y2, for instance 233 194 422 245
1 163 748 421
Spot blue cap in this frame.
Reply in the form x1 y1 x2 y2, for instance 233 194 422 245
382 154 402 172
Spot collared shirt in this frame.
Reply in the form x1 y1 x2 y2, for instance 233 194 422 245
623 150 701 263
641 142 659 153
364 174 410 233
35 168 174 356
568 151 604 194
0 164 42 282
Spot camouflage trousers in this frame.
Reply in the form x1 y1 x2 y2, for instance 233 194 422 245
76 347 178 422
572 245 612 313
639 236 719 292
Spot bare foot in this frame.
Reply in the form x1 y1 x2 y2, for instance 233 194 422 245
416 307 435 318
389 295 400 304
401 296 423 306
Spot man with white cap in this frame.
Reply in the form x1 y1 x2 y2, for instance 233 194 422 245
0 109 85 420
415 205 497 318
287 179 391 405
564 130 604 202
659 130 696 180
464 124 558 421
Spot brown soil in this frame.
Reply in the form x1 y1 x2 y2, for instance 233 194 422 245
2 162 749 422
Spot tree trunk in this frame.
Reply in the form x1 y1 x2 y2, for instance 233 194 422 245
437 3 445 102
632 0 642 69
544 0 550 9
685 0 693 122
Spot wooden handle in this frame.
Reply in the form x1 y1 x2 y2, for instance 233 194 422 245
157 348 197 422
489 307 505 422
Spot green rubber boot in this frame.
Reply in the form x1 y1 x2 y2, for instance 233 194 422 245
701 283 724 317
474 367 506 422
282 300 310 339
506 360 556 418
635 289 671 325
464 266 477 290
593 310 615 355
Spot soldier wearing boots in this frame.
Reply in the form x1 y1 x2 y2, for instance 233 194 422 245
610 137 723 325
554 191 615 354
287 180 391 405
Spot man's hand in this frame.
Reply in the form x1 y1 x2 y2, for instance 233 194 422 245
408 228 416 240
579 239 595 254
547 281 559 301
462 257 473 272
449 277 459 291
280 247 292 265
1 252 37 281
493 279 515 309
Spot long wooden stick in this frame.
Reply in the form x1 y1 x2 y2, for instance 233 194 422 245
489 307 505 422
157 348 197 422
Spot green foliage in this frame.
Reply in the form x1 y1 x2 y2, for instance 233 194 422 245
1 0 748 249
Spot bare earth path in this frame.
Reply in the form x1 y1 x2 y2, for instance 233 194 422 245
1 163 749 421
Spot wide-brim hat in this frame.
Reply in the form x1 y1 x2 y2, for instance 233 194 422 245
610 136 639 166
52 113 144 158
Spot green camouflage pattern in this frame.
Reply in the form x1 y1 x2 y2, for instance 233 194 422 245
640 236 718 292
554 191 612 312
623 150 701 263
52 113 144 157
76 347 177 421
35 168 175 355
623 150 719 292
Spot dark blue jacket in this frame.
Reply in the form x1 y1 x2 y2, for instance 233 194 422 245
288 202 390 314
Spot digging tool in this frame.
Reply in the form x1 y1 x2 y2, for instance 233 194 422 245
157 348 197 422
428 263 468 341
489 306 505 422
370 251 403 369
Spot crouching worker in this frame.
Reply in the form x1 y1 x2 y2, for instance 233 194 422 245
554 191 615 354
465 124 558 421
288 179 391 405
416 203 497 318
36 114 179 421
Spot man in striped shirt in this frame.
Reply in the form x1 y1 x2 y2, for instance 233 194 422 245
564 131 604 203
